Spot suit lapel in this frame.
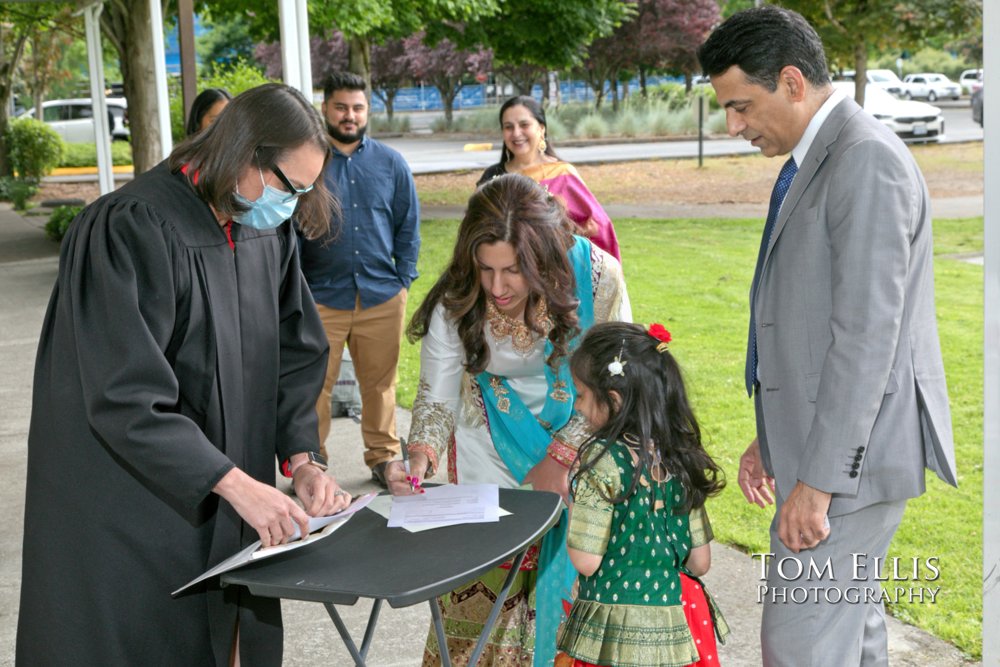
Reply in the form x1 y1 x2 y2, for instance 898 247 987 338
762 97 862 268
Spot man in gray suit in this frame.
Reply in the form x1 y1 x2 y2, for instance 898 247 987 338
698 7 958 665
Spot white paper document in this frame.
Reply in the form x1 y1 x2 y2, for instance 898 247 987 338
368 491 510 532
171 492 377 597
387 483 500 529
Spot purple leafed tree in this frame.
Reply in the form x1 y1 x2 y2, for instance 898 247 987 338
371 38 409 121
254 33 350 83
635 0 719 91
581 0 720 108
403 31 492 128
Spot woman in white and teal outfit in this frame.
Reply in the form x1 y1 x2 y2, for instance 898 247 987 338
385 174 631 666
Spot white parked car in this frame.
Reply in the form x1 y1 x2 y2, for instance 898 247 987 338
832 69 904 97
18 98 129 143
900 73 961 102
834 81 944 142
959 69 983 96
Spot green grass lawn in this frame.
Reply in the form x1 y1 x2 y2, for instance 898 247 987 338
396 215 983 659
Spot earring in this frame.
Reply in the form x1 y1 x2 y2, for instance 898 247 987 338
538 136 547 154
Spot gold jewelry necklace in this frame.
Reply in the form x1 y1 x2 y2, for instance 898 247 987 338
486 298 552 356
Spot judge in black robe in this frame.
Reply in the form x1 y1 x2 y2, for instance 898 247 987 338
16 84 348 667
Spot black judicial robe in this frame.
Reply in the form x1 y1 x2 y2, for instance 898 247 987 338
16 163 329 666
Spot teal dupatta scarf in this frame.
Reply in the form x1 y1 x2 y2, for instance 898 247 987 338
476 236 594 667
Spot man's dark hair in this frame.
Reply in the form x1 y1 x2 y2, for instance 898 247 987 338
697 5 830 92
323 71 367 100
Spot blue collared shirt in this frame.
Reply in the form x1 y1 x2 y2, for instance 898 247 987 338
298 135 420 310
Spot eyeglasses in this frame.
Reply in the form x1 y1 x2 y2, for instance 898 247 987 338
270 163 315 203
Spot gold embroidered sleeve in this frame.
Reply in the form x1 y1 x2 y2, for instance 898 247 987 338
407 304 464 478
591 246 631 324
408 378 454 475
567 448 622 555
688 505 715 548
550 413 593 457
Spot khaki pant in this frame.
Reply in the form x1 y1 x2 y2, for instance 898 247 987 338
315 289 406 467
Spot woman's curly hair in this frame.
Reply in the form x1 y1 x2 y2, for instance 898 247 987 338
408 173 580 374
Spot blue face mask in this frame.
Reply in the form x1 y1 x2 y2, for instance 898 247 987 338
234 167 301 230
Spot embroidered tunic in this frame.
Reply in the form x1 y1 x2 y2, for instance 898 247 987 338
558 443 729 667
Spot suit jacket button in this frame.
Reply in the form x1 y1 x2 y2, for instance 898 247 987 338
854 454 863 462
849 471 859 478
852 462 861 470
856 446 865 453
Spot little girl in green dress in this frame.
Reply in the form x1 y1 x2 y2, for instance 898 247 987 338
557 321 729 667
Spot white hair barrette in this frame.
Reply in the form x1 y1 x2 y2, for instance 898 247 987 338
607 340 627 377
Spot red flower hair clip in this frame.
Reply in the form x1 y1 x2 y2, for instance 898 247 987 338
648 323 672 352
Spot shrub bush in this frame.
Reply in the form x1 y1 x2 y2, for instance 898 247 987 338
60 142 134 168
44 205 83 243
575 114 610 139
0 176 39 211
369 114 412 134
5 117 65 182
169 60 275 141
614 108 646 137
649 82 691 110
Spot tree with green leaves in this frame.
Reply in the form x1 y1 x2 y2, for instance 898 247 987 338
435 0 634 90
20 7 77 121
1 2 65 177
203 0 501 90
782 0 981 105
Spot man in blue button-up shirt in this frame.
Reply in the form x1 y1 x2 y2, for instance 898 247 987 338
298 72 420 485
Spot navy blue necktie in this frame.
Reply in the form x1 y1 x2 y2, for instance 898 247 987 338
745 157 798 396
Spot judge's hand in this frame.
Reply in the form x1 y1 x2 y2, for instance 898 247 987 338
738 438 775 508
524 455 571 505
778 481 832 553
214 467 311 548
292 464 351 517
385 454 428 496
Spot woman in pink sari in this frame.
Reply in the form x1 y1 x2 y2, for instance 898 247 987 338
477 96 621 262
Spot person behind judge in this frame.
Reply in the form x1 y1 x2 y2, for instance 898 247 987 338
698 7 957 665
385 173 630 666
17 83 351 667
477 96 621 262
185 87 232 136
297 70 420 487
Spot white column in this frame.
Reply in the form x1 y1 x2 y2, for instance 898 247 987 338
148 0 171 158
278 0 301 92
83 4 114 195
983 0 998 662
295 0 313 101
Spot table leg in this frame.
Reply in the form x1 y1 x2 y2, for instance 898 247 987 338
429 597 453 667
325 602 368 666
359 599 383 659
465 549 526 666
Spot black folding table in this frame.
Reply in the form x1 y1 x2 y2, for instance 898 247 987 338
222 487 563 666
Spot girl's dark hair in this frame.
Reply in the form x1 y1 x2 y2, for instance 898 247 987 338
168 83 339 240
408 173 580 374
498 95 559 164
185 88 232 136
570 322 725 513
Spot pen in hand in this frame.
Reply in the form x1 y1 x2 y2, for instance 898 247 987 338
400 437 420 493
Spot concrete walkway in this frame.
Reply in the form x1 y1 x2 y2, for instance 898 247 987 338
0 201 979 665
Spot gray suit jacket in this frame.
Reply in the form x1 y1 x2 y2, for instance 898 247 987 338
751 96 958 517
